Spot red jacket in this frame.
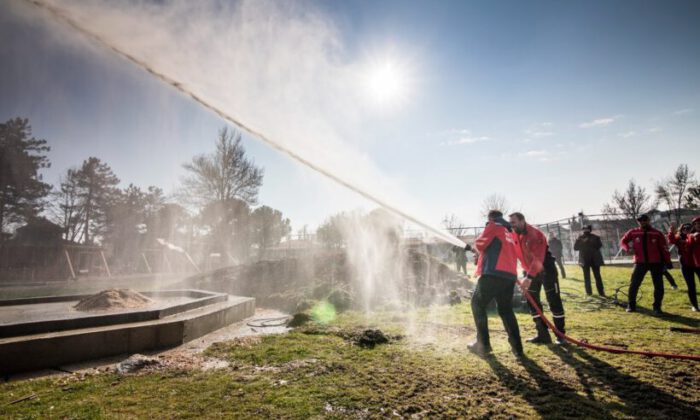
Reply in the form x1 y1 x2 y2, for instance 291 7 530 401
688 232 700 267
620 227 671 264
512 223 548 278
668 231 694 267
474 219 518 281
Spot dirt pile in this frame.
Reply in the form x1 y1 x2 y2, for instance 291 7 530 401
74 289 153 312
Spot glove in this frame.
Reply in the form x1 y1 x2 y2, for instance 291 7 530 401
666 261 674 270
464 244 472 252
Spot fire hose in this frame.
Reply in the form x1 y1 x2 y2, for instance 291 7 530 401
514 279 700 362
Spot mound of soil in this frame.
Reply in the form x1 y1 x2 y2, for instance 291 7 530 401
287 312 313 327
354 328 390 348
74 289 153 312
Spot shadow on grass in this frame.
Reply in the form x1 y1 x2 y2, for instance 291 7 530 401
551 345 700 418
485 355 605 418
635 307 700 328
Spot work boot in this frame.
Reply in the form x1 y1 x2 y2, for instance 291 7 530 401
526 319 552 344
509 338 524 357
626 306 636 313
653 308 665 316
554 334 567 345
467 341 492 356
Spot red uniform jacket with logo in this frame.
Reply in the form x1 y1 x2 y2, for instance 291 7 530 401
668 231 694 267
511 223 548 279
620 227 671 264
474 220 518 281
687 232 700 267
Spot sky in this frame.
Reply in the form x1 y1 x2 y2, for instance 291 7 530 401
1 0 699 233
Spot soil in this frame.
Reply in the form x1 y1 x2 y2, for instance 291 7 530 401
73 289 153 312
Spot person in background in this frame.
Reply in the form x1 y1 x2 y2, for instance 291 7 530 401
668 221 698 311
468 210 523 357
574 225 606 296
509 212 566 345
548 233 567 279
620 214 672 315
662 267 679 290
452 245 468 275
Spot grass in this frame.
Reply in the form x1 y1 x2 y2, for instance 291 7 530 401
2 266 699 419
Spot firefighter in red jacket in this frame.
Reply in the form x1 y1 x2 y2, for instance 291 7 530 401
468 210 523 356
509 212 566 344
683 216 700 310
668 220 699 311
620 214 672 314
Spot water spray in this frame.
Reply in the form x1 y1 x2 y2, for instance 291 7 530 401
25 0 465 249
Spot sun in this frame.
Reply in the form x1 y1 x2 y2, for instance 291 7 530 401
362 58 411 109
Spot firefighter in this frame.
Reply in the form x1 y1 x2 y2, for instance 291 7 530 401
574 225 606 296
684 216 700 310
509 212 566 345
548 233 567 278
452 245 468 275
468 210 523 357
668 221 699 311
620 214 672 315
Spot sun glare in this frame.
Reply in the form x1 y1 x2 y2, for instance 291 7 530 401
362 58 411 109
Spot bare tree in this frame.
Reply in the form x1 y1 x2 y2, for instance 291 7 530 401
442 213 467 236
687 185 700 209
607 180 655 221
180 127 263 207
480 194 510 218
655 164 696 224
179 127 263 263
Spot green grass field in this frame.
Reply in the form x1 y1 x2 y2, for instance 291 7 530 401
2 266 699 419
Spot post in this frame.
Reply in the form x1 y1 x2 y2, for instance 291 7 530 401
64 248 76 280
142 253 152 274
100 251 112 277
184 251 201 273
163 251 173 272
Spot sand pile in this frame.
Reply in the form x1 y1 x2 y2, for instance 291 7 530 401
74 289 153 312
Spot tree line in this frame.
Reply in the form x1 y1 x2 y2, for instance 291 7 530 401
0 117 291 270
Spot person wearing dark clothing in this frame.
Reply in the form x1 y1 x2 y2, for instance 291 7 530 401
574 225 605 296
548 233 567 279
662 269 679 289
668 222 699 311
620 214 672 315
510 212 566 345
452 245 468 275
468 210 523 357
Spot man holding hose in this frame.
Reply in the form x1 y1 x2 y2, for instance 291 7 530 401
468 210 523 356
509 212 567 345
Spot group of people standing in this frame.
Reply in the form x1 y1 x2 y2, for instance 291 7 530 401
464 210 700 357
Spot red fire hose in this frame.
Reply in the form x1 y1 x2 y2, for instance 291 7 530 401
515 279 700 361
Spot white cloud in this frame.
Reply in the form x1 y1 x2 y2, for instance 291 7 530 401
579 117 617 128
442 135 490 146
618 131 636 138
647 127 663 133
673 108 694 115
524 122 555 139
436 128 490 146
523 150 548 157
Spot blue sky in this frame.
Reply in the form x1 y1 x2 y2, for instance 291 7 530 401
1 0 699 231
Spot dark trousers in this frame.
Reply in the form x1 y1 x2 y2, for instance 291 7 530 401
628 263 664 311
554 256 566 278
457 261 467 275
471 275 522 349
527 263 566 333
680 264 700 309
663 270 678 288
582 264 604 296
